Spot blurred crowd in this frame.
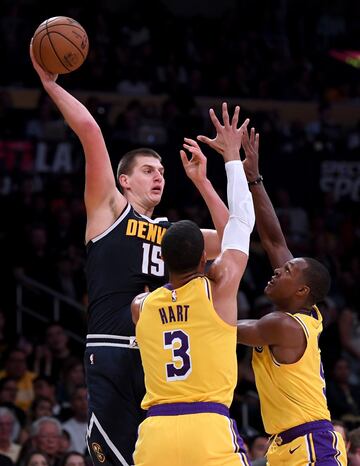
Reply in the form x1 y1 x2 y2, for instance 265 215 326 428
0 0 360 464
0 0 359 100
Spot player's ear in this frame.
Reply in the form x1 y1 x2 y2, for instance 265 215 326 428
296 285 310 298
119 174 129 190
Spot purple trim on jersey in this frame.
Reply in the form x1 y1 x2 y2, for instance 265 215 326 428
147 402 229 417
163 283 174 290
277 420 333 445
312 430 343 465
311 307 319 319
204 277 211 300
231 418 248 454
306 434 314 463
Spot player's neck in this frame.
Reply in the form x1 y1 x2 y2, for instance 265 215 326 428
168 271 203 290
129 198 154 218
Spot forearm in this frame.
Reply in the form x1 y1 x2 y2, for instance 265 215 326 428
237 320 267 347
194 178 229 240
249 182 292 267
42 81 98 144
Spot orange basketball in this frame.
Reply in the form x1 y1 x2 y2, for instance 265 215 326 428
32 16 89 74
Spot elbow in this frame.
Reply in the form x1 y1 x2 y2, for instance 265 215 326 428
80 119 101 135
78 120 102 143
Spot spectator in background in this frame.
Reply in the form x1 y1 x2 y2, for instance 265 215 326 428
30 398 54 423
332 419 349 451
59 451 86 466
318 297 342 376
0 377 26 432
62 387 87 454
23 451 50 466
339 306 360 385
32 376 62 418
248 435 268 466
326 358 360 424
58 430 71 457
29 417 63 466
0 407 21 463
0 349 36 411
349 427 360 466
34 324 72 382
57 360 85 409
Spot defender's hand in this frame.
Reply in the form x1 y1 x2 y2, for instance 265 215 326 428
180 138 207 185
242 127 260 182
197 102 249 162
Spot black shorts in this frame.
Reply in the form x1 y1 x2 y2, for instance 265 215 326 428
85 335 146 466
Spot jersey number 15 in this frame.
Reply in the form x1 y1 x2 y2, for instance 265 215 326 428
142 244 164 276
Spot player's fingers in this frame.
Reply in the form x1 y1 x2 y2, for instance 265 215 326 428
242 126 251 150
231 105 240 129
184 137 199 148
250 127 255 146
239 118 250 137
222 102 230 127
179 150 189 166
255 133 260 153
209 108 223 131
197 135 214 147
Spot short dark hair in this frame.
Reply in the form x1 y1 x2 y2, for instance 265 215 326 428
302 257 331 304
116 148 162 191
161 220 204 273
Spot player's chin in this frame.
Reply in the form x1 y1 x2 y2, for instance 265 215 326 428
150 191 163 204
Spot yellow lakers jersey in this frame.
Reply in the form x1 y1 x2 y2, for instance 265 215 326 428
136 276 237 410
252 306 331 434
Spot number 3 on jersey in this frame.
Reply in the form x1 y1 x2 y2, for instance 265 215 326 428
142 243 164 276
164 330 192 381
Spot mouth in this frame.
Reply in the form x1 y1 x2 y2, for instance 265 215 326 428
151 187 162 195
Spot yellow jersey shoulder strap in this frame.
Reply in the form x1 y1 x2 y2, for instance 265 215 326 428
286 312 310 339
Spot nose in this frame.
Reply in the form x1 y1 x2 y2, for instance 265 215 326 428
273 268 280 276
154 170 164 182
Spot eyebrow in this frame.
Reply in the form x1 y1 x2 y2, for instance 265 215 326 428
141 164 164 172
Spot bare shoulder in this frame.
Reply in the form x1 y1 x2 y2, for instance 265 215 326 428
257 311 305 346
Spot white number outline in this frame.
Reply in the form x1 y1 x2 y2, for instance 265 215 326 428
163 329 192 382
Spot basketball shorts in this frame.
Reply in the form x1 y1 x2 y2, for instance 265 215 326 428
133 401 251 466
85 334 146 466
266 420 347 465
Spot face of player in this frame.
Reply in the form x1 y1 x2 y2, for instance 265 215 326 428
264 258 308 306
121 155 165 208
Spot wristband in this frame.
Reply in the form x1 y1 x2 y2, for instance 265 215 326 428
248 175 263 187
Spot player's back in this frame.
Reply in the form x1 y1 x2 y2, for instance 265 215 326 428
85 203 170 336
252 305 331 434
136 276 237 409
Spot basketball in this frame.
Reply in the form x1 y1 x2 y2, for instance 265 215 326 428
32 16 89 74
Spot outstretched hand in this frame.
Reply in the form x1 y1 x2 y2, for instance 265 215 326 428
197 102 249 162
29 40 58 86
180 137 207 185
242 127 260 182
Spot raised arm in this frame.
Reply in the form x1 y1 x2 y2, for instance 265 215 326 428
180 137 228 259
199 104 255 325
241 128 292 269
182 103 249 260
29 42 125 242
